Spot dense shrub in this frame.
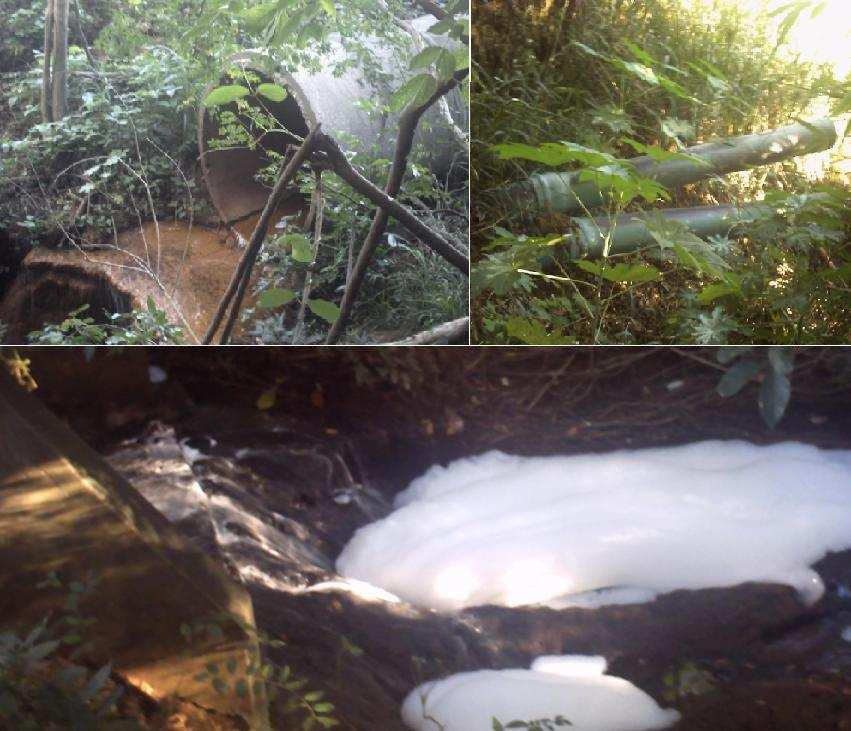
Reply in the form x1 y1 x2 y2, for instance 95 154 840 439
472 0 850 344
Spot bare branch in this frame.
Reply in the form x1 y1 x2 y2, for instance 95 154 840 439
204 124 322 345
387 316 469 344
322 69 469 343
292 171 324 344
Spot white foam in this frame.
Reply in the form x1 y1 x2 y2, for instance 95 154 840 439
401 656 679 731
337 441 851 612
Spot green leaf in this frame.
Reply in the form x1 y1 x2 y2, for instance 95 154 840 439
717 360 761 397
620 138 709 166
645 215 729 273
571 41 608 60
256 83 287 102
505 317 575 345
390 73 438 112
318 0 336 17
768 346 795 376
659 76 699 103
212 677 228 695
716 346 751 364
575 260 603 276
291 234 313 263
409 46 450 70
204 85 250 107
591 104 634 134
453 46 469 71
759 368 791 429
307 299 340 324
491 141 616 168
257 288 297 309
81 663 112 703
240 2 278 32
833 88 851 115
696 282 739 304
622 40 658 67
273 5 318 44
471 252 521 296
619 61 659 85
26 640 59 663
601 263 661 284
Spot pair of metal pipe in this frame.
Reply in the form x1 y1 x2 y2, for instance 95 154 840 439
507 117 845 217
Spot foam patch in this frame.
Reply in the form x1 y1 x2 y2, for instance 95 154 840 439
401 655 679 731
337 441 851 611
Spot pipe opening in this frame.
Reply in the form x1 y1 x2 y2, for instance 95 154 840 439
200 67 311 224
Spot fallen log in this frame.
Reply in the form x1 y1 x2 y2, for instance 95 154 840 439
388 316 469 345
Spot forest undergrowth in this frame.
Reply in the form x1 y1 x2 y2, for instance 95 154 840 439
472 0 851 344
0 0 468 344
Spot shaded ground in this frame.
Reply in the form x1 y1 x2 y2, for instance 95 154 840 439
13 347 851 729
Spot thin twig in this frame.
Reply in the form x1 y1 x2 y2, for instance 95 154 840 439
292 171 324 344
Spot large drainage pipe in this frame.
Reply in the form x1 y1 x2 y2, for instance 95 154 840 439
506 118 845 217
198 16 468 224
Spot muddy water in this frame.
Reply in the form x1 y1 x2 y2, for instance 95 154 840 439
96 402 851 731
0 198 305 342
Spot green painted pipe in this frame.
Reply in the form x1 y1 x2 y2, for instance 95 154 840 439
510 117 845 216
562 203 771 258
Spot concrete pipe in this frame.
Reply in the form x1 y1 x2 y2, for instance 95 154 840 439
508 118 846 216
198 16 468 224
561 203 771 259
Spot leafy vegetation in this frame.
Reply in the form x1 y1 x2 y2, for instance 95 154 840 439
0 572 136 730
182 613 342 730
492 716 572 730
26 299 184 344
472 0 850 343
714 345 796 427
1 0 468 343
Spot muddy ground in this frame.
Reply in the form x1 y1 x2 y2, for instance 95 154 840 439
16 346 851 730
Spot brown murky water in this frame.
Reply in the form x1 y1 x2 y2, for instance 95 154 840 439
0 199 305 342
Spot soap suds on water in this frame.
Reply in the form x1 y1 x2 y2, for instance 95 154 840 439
401 655 680 731
336 441 851 612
